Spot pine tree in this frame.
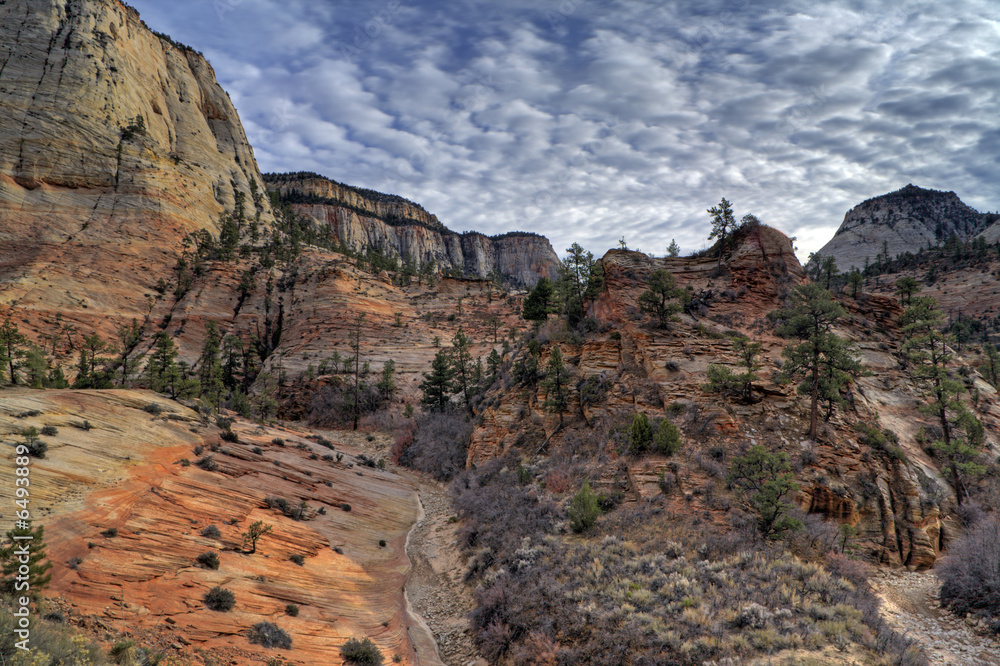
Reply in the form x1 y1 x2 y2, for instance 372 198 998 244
847 270 863 298
895 276 920 306
774 283 860 439
705 336 763 403
198 322 225 408
349 314 365 430
707 197 736 273
666 239 680 257
115 318 144 387
541 345 571 424
22 345 50 389
903 296 984 504
727 445 801 541
146 331 181 396
0 522 52 601
450 329 476 414
522 277 555 323
420 349 454 412
638 269 686 328
0 318 27 384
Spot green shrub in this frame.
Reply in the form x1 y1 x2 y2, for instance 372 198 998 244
201 525 221 538
204 586 235 611
285 603 299 616
196 552 219 569
143 403 163 415
653 419 681 455
340 636 384 665
568 481 601 533
40 425 58 436
220 429 239 443
628 413 653 453
290 554 305 566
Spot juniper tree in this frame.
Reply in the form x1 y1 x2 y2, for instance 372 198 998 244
902 296 984 505
774 283 860 439
638 269 686 328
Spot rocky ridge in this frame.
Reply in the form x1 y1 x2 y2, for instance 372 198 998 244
268 172 561 287
468 224 1000 571
815 184 993 271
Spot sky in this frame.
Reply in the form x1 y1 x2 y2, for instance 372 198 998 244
128 0 1000 262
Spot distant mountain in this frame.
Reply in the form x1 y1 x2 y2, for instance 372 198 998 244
265 172 560 286
815 184 993 270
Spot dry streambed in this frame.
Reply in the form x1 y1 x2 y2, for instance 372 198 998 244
872 569 1000 665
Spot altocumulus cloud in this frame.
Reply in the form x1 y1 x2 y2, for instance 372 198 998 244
130 0 1000 261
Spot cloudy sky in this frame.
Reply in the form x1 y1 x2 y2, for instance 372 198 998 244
129 0 1000 262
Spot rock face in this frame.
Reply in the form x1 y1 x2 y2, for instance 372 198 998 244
0 389 436 665
465 223 998 570
815 184 990 271
0 0 274 332
267 173 560 286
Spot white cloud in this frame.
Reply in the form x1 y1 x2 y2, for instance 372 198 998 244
129 0 1000 261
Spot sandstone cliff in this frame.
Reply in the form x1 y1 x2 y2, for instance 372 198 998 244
266 173 560 287
815 184 990 271
0 0 275 330
466 224 1000 570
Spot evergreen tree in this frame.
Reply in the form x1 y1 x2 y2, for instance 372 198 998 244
666 239 680 257
847 269 863 298
0 522 52 601
820 255 839 290
638 269 686 328
146 331 181 396
707 197 736 273
115 318 144 387
774 283 860 439
902 296 984 505
895 276 920 306
541 345 571 424
556 243 604 325
450 329 476 414
727 445 802 541
981 342 1000 388
522 277 555 323
705 336 763 403
0 318 27 384
198 322 225 408
349 314 366 430
377 359 396 401
420 349 454 412
22 345 50 389
486 348 502 385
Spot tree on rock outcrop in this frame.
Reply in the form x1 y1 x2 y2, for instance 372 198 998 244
902 296 984 505
705 336 764 404
638 269 687 328
557 243 604 325
449 329 477 414
895 276 920 306
708 197 736 273
772 283 861 439
242 520 272 554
